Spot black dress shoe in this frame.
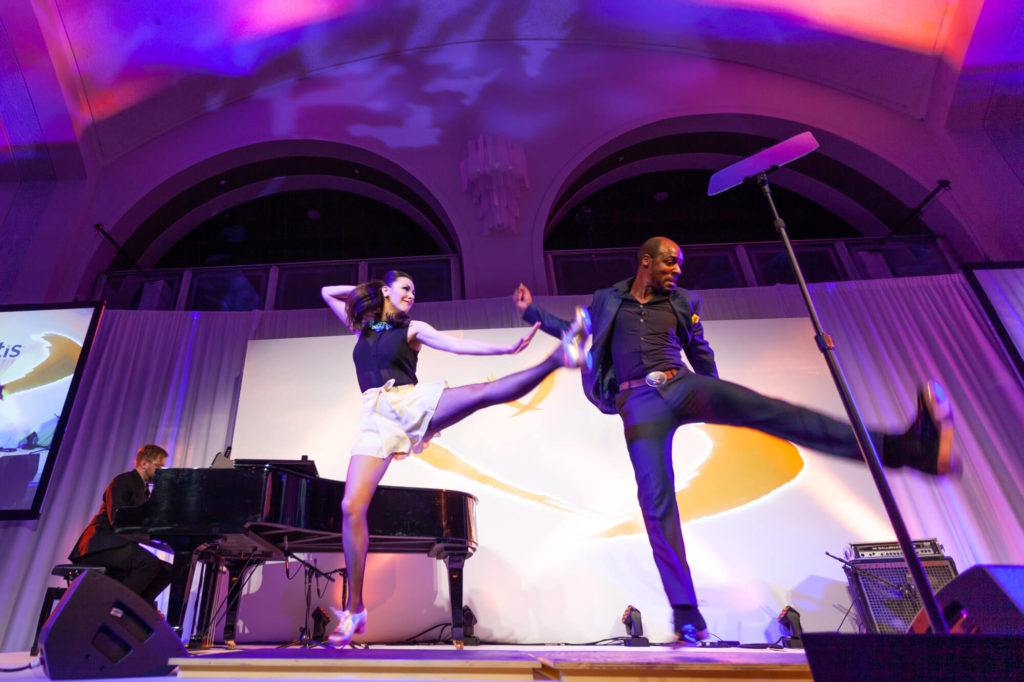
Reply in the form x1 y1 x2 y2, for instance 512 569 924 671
902 381 957 475
672 606 709 644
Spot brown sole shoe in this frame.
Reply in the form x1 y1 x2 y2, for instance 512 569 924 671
672 626 710 646
922 381 957 476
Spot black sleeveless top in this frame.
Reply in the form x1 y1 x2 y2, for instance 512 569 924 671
352 324 419 391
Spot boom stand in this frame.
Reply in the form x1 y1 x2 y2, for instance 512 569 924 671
278 552 338 649
707 132 948 634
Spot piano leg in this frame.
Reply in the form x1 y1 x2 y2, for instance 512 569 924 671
443 554 478 648
189 558 221 649
222 560 248 649
166 548 199 638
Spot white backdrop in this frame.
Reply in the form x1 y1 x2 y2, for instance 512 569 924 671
231 319 902 644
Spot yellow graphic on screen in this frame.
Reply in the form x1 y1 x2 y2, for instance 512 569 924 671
486 372 556 416
0 334 82 400
597 425 804 537
417 443 575 513
418 369 804 527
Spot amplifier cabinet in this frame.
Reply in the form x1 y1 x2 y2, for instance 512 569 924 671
844 556 958 634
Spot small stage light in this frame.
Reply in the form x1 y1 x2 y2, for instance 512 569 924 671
778 605 804 649
311 607 331 643
621 605 650 647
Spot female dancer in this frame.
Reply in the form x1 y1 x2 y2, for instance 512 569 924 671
321 270 589 646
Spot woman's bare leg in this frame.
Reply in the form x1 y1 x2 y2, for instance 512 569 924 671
429 352 564 433
341 454 393 612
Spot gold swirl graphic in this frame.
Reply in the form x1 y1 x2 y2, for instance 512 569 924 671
418 425 801 524
421 369 803 528
0 334 82 399
597 425 804 537
417 441 576 513
486 372 556 416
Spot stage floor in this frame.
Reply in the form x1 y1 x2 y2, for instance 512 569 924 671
2 643 811 681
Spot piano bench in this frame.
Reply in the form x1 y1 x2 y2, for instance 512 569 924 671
31 565 109 656
51 563 107 583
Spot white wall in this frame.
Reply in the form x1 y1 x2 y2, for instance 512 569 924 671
229 320 910 644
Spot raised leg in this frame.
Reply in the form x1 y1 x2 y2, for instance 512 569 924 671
429 354 562 433
428 311 590 433
664 373 877 461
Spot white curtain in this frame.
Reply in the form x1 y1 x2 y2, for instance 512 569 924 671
0 311 259 651
972 266 1024 374
2 273 1023 651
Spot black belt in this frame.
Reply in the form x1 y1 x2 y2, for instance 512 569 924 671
619 368 680 391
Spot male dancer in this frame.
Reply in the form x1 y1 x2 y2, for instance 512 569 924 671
514 236 955 642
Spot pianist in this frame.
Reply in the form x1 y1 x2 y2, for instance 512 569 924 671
69 444 174 610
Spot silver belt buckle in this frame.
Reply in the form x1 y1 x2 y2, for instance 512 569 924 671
644 370 668 387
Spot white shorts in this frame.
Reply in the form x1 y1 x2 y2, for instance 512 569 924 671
350 379 447 459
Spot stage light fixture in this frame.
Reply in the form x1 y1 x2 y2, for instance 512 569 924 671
778 605 804 649
311 606 331 643
462 606 480 646
621 605 650 647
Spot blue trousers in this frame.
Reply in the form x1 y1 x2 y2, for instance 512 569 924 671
616 371 881 607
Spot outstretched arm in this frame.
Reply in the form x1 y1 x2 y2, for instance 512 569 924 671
321 284 356 330
409 320 540 356
513 283 573 338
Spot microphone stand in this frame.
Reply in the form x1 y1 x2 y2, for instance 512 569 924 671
324 567 349 619
752 171 948 634
278 551 336 649
705 132 948 634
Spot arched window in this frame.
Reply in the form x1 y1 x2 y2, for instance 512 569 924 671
544 120 957 294
96 147 463 310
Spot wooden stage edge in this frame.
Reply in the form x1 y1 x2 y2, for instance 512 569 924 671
170 644 812 681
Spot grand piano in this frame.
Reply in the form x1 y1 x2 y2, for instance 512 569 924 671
114 460 478 647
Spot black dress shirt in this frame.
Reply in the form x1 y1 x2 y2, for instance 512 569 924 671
611 292 685 384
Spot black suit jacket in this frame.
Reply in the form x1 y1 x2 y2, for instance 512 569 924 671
524 278 718 414
70 470 148 561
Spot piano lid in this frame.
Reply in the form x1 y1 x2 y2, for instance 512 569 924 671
233 456 319 478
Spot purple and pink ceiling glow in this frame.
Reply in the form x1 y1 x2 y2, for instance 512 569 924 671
27 1 1017 133
0 0 1021 302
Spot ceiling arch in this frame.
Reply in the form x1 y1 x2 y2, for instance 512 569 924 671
544 114 969 246
84 139 459 283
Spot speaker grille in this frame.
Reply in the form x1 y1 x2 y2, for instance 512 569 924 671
845 557 958 633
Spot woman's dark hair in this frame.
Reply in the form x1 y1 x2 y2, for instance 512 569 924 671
345 270 412 332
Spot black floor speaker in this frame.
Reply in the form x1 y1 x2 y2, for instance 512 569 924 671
38 570 187 679
803 633 1024 682
911 564 1024 634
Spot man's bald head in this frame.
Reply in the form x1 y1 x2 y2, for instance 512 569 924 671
637 236 682 265
635 236 684 294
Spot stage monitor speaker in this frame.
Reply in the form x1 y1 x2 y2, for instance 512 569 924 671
844 555 958 633
38 570 187 679
803 633 1024 682
909 564 1024 634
